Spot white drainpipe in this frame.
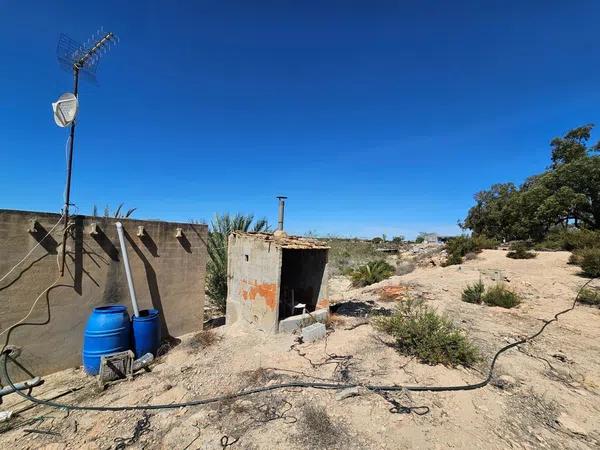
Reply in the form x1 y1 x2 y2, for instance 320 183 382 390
115 222 140 317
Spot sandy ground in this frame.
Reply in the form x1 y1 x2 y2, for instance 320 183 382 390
1 250 599 449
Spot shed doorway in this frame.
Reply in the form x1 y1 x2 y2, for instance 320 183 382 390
278 249 327 321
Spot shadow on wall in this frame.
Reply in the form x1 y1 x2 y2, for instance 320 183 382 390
124 228 172 339
0 222 59 293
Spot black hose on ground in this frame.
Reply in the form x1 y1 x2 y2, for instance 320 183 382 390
0 278 595 412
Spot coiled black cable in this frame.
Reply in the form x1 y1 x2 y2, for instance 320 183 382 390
1 278 595 412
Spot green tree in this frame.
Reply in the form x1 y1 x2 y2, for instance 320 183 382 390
206 213 270 313
463 125 600 241
550 124 595 167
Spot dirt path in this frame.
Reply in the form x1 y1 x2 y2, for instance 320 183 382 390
1 250 599 449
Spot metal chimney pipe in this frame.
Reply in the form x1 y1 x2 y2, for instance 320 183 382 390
276 196 287 231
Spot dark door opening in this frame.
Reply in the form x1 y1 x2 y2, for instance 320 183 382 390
278 249 327 321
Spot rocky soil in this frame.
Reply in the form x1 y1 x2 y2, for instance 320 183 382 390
1 250 599 449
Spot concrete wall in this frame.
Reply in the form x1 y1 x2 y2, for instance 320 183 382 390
0 209 207 378
225 234 281 333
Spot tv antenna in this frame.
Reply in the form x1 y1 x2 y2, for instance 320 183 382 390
55 29 118 276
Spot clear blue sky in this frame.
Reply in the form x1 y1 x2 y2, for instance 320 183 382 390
1 1 599 239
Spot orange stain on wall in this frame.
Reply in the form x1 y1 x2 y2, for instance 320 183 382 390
240 280 278 311
316 298 329 309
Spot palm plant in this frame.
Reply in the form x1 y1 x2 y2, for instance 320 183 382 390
349 260 395 287
206 213 270 313
91 203 137 218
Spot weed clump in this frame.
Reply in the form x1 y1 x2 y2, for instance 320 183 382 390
482 284 521 308
506 241 536 259
349 260 395 287
374 298 479 367
578 287 600 306
462 280 485 304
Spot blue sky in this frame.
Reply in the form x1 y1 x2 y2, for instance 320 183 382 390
1 1 599 239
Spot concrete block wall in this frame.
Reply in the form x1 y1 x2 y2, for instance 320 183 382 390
0 209 208 378
225 234 281 333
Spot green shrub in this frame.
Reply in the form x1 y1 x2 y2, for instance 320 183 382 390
579 248 600 277
568 252 583 265
578 287 600 306
446 236 479 258
349 260 395 287
506 241 537 259
472 235 499 249
537 228 600 251
444 235 497 266
442 252 463 266
373 298 479 367
326 238 381 276
482 284 521 308
462 280 485 304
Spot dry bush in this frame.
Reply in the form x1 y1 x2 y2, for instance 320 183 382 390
297 404 344 449
396 259 416 275
188 329 219 350
325 313 346 329
463 252 478 261
239 367 271 386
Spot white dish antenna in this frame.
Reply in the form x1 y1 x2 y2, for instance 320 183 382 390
52 93 79 127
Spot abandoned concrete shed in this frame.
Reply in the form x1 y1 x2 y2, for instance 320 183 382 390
225 232 329 333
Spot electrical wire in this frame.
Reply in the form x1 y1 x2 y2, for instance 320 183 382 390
0 214 64 286
0 249 66 338
0 277 61 339
0 277 595 412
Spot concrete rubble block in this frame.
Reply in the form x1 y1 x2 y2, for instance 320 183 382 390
279 309 329 333
301 322 327 343
336 386 360 401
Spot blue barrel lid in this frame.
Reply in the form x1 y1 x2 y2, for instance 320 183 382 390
133 308 159 321
93 305 128 314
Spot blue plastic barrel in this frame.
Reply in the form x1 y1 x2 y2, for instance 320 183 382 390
132 309 161 358
82 305 131 375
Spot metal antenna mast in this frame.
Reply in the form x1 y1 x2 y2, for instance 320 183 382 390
56 30 118 276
